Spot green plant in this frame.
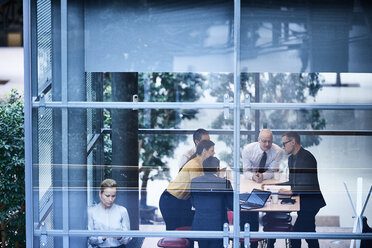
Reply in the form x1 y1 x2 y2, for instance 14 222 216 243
137 72 205 207
0 89 25 247
210 72 326 166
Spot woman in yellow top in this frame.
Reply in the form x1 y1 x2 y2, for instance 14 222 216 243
159 140 215 230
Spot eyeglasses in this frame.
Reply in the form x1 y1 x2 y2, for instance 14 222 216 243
260 139 273 144
282 139 292 147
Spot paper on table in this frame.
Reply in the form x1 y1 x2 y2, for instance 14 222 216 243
263 185 291 192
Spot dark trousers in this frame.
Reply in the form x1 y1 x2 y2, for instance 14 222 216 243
290 209 320 248
240 211 259 248
159 190 194 230
197 239 223 248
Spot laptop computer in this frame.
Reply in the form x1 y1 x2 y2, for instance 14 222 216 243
240 189 271 210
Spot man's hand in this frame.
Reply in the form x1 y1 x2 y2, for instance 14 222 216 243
252 172 263 183
279 189 292 195
261 183 275 190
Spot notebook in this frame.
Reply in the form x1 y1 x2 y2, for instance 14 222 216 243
263 185 292 199
240 189 271 210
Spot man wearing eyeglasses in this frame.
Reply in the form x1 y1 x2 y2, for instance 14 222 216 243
241 129 282 248
280 131 326 248
242 129 282 183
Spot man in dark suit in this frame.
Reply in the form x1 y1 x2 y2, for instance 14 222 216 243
280 131 326 248
190 157 233 248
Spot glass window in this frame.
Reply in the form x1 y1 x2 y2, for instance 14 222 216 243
25 0 372 247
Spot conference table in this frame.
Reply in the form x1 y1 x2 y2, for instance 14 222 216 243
237 174 300 212
225 173 299 247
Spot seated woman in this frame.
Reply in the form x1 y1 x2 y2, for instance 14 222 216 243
88 178 132 248
159 139 215 230
190 157 233 248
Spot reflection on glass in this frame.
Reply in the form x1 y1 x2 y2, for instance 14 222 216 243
85 1 234 72
87 72 233 103
241 1 372 73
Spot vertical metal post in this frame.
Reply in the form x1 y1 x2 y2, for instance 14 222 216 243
353 178 363 248
24 0 33 247
51 0 64 246
93 72 104 200
111 73 139 229
66 0 87 246
233 0 241 247
61 0 69 247
31 0 40 246
244 223 250 248
254 73 260 140
223 223 229 248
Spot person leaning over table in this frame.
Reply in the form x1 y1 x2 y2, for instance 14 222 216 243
159 139 215 230
190 156 233 248
178 128 210 170
278 131 326 248
88 179 132 248
241 129 282 248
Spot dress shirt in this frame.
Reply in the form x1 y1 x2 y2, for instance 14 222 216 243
167 156 204 200
178 147 196 169
88 203 132 247
242 142 282 180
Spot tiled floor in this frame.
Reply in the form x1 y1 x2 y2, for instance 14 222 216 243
139 224 353 248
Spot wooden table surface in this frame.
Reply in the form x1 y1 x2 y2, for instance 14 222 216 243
238 174 300 212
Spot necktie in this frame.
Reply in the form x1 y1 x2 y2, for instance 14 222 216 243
258 151 267 173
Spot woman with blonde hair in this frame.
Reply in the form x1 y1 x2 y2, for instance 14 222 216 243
88 179 132 248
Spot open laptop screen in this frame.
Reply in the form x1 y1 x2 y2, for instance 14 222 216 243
245 189 271 207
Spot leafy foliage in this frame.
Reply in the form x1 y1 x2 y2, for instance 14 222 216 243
137 73 205 179
0 89 25 247
102 73 205 207
210 72 326 166
137 73 205 206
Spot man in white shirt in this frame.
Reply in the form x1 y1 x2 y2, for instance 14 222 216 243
242 129 282 183
178 128 210 169
240 129 282 248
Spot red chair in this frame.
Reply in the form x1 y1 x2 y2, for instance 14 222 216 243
227 211 265 248
157 226 191 248
157 238 190 248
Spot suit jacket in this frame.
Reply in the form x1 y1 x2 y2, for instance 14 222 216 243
190 173 233 231
284 147 326 211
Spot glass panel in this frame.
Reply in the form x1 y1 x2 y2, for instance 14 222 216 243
29 0 372 246
241 1 372 73
33 104 235 246
237 74 372 247
37 0 52 93
255 73 372 104
84 72 235 103
85 0 234 72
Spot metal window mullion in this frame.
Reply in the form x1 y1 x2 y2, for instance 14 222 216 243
34 230 232 239
250 102 372 110
61 0 69 247
31 101 372 110
32 229 372 240
233 0 241 247
24 0 34 247
32 101 233 109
